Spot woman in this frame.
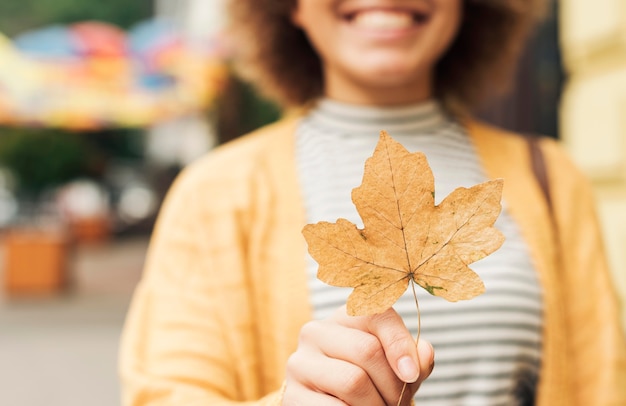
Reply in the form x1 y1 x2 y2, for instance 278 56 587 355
120 0 626 405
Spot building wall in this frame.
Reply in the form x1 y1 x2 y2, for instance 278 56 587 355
560 0 626 330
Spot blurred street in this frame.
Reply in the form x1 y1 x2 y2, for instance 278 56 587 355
0 236 148 406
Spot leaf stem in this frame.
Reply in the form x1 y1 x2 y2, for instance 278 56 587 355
397 279 421 406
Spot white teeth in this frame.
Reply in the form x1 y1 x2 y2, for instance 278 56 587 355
352 11 414 29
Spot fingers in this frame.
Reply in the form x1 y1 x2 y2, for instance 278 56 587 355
285 305 435 405
418 338 435 379
300 319 404 405
286 346 385 405
330 306 426 383
283 381 348 406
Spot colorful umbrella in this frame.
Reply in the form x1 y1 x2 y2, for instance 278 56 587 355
0 19 226 130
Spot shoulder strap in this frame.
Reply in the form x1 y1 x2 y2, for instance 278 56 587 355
526 136 553 215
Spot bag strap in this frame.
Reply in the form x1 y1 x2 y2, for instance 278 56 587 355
526 135 562 266
526 136 553 215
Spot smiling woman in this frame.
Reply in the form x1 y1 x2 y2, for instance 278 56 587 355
229 0 542 111
119 1 626 405
289 0 461 105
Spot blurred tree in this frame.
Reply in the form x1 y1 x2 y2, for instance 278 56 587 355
0 128 92 196
0 0 152 35
216 75 282 146
0 126 146 197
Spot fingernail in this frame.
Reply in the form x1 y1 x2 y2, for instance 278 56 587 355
397 356 419 383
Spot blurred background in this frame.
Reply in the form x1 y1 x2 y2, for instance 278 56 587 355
0 1 623 405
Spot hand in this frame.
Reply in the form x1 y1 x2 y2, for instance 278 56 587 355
284 306 434 405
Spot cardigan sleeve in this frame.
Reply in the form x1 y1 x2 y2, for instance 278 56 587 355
542 139 626 405
118 159 284 406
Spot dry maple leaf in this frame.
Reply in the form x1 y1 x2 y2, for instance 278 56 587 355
302 131 505 316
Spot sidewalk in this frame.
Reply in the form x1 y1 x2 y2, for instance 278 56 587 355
0 236 149 406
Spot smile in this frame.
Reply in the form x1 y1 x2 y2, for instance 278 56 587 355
342 8 430 30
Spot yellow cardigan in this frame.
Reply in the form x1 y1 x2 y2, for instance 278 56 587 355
120 117 626 405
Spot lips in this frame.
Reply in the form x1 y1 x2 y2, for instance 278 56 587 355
350 10 423 29
339 2 432 30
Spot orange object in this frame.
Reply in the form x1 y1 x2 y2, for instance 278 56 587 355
69 216 111 245
3 229 69 294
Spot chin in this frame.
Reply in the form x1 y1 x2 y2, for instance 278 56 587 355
346 51 430 79
355 66 428 88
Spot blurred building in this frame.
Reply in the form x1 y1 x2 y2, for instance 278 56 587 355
155 0 226 39
560 0 626 329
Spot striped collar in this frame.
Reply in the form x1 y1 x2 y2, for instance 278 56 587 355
306 98 449 135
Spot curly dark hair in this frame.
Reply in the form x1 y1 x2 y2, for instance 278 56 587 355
227 0 546 113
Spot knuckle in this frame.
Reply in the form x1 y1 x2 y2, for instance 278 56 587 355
285 351 305 377
342 367 371 396
373 307 396 322
385 330 414 355
355 335 384 362
370 307 399 327
369 309 414 353
285 351 319 388
298 321 320 344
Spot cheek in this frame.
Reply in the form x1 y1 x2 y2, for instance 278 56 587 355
441 1 463 45
427 5 463 62
291 5 335 56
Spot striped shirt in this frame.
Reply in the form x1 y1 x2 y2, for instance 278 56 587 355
295 99 543 405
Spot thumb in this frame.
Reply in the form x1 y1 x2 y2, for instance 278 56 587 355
391 337 434 384
365 309 432 383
